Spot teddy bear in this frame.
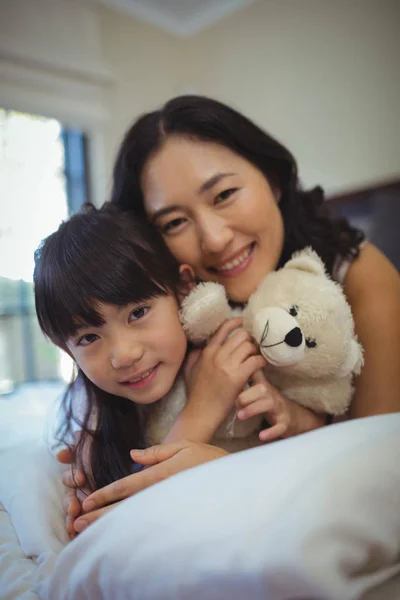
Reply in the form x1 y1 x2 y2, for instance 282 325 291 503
146 248 363 450
180 247 363 417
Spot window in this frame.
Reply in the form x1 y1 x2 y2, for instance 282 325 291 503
0 109 89 393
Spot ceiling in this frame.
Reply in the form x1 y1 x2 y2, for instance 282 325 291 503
88 0 256 37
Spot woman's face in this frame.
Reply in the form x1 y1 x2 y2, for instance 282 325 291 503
142 137 284 303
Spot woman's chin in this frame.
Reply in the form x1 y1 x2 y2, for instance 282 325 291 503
223 277 260 304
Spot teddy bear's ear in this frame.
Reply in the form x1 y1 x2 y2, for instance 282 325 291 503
284 247 326 276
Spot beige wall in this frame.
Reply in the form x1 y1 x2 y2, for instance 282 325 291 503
96 7 183 201
134 0 399 195
0 0 184 204
1 0 399 198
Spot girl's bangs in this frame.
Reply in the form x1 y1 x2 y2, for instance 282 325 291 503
35 205 180 343
37 243 172 343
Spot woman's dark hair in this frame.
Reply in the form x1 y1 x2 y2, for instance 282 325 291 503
34 203 181 491
111 95 364 275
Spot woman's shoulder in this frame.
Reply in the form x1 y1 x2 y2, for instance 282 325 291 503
343 242 400 304
332 240 367 284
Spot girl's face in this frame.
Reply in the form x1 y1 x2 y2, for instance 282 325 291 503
142 137 285 303
65 294 187 405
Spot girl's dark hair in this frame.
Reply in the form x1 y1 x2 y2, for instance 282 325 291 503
111 95 364 275
34 203 181 490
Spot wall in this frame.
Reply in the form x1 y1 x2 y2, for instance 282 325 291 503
96 6 183 201
180 0 400 194
0 0 399 198
0 0 184 205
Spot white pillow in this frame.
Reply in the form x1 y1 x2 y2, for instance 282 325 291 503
38 414 400 600
0 442 69 557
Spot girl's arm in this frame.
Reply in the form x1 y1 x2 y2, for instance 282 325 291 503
165 334 325 446
164 319 266 444
344 243 400 417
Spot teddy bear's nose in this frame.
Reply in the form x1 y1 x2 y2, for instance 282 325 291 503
284 327 303 347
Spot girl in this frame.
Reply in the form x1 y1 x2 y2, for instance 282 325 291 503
34 203 297 494
65 95 400 530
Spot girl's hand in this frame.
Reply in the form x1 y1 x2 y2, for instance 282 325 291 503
75 440 228 532
166 318 266 444
237 370 325 442
186 318 266 416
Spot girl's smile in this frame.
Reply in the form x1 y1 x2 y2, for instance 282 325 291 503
119 363 160 390
67 297 187 406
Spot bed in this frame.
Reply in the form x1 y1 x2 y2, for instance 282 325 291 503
1 385 400 599
0 384 68 599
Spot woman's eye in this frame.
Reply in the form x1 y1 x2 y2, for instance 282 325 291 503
129 306 149 321
77 333 99 347
289 305 299 317
162 217 187 234
215 188 237 204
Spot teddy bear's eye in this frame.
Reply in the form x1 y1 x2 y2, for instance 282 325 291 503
289 305 298 317
306 338 317 348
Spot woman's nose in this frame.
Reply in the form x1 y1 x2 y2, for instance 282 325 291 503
198 212 233 254
110 338 144 370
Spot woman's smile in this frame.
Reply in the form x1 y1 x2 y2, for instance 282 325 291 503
207 242 255 278
143 137 284 302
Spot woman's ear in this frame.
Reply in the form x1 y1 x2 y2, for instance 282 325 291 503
273 186 282 203
178 264 196 301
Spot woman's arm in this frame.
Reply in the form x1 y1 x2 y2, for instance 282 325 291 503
344 243 400 417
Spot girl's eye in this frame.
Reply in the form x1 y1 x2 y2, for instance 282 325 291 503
215 188 237 204
289 305 299 317
129 306 149 322
77 333 99 347
162 217 187 234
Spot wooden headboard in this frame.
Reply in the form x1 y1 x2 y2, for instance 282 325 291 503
327 180 400 272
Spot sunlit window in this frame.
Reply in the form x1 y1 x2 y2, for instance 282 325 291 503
0 109 89 393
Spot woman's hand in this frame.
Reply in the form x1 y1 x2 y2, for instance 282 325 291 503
74 440 228 532
165 318 266 444
237 370 325 442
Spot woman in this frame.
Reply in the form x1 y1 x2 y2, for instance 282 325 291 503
62 95 400 534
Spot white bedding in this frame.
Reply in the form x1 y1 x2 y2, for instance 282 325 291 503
0 443 68 599
0 502 59 600
0 407 400 599
0 384 68 599
39 415 400 600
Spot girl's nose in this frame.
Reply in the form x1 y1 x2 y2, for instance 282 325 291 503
110 338 144 370
198 212 234 254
